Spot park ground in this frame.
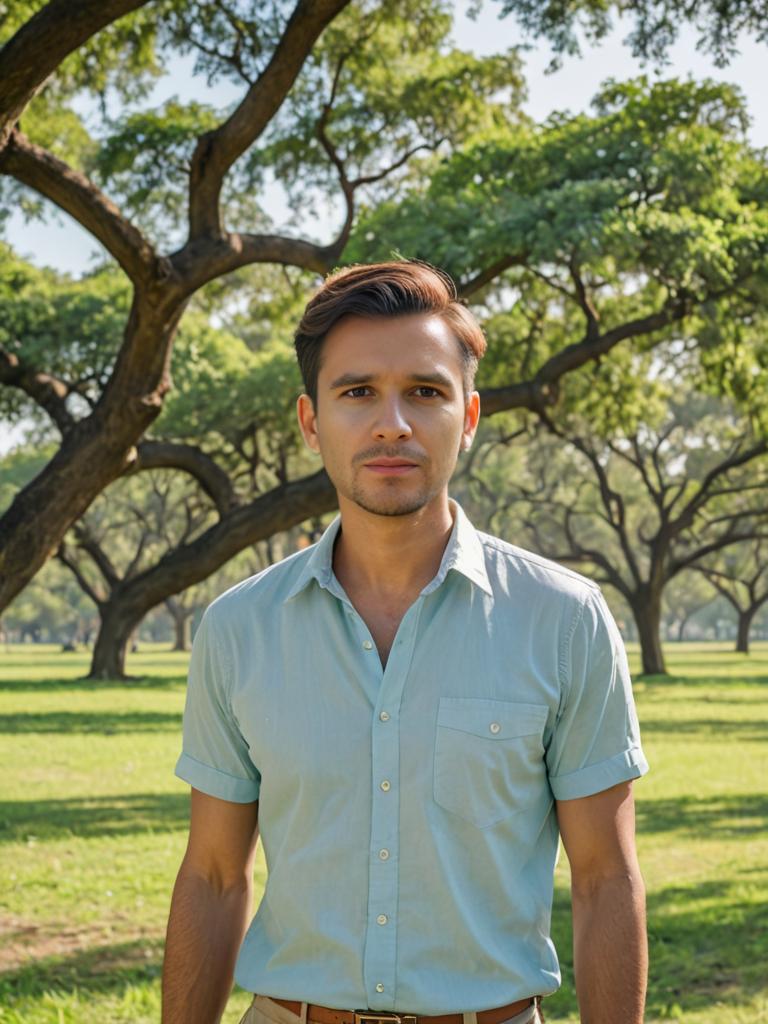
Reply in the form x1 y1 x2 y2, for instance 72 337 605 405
0 642 766 1023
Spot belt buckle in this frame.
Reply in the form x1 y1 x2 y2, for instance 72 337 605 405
353 1013 417 1024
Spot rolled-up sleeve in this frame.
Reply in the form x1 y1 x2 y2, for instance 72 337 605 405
175 606 261 803
546 587 648 801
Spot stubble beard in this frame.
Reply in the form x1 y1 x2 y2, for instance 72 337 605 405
348 480 434 518
348 458 438 518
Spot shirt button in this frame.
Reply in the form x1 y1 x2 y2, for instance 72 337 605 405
489 721 501 734
380 780 391 792
377 914 388 925
375 983 385 993
378 848 389 860
363 640 373 650
379 711 390 722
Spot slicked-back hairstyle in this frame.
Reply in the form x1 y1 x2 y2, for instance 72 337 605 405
294 260 487 405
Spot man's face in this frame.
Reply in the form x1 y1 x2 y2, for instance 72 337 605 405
297 313 480 518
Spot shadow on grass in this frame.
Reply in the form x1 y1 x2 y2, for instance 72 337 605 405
0 709 182 733
546 876 768 1020
637 792 768 838
0 675 185 693
0 937 164 1004
640 717 768 740
644 878 768 1017
637 673 768 687
0 792 189 842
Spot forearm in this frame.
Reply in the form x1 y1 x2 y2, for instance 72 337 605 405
572 870 647 1024
162 864 253 1024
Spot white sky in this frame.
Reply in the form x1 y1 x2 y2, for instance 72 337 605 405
4 1 767 280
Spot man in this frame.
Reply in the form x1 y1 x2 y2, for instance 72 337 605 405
163 261 649 1024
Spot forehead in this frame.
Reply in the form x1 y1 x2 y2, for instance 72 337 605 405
319 313 464 378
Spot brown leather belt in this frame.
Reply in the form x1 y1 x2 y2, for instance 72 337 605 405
269 996 536 1024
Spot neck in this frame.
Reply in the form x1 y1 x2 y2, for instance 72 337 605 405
333 493 454 600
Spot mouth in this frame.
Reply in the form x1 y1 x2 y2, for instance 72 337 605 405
363 458 419 476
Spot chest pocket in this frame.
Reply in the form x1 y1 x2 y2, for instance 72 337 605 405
433 698 549 829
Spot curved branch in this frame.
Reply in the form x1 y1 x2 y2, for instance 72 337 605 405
669 440 768 533
0 130 157 284
171 230 338 294
133 440 237 516
187 0 352 238
56 541 105 607
459 253 529 297
0 0 153 151
0 345 75 434
479 294 692 417
71 523 120 589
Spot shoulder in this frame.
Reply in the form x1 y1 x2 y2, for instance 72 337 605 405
204 545 314 628
478 530 600 608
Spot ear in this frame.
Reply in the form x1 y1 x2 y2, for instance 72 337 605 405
297 393 321 453
461 391 480 451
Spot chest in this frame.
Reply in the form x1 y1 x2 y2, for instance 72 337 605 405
346 592 415 667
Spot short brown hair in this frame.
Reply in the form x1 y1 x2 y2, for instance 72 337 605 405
294 260 486 404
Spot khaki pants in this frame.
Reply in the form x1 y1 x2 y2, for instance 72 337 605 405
239 995 542 1024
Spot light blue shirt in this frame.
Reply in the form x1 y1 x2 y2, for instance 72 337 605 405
176 501 648 1013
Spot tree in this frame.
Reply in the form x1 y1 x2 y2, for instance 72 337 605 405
454 326 768 675
1 0 520 607
692 541 768 653
5 70 768 675
3 0 768 613
659 570 717 643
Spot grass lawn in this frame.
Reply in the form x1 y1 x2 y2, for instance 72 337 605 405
0 640 766 1022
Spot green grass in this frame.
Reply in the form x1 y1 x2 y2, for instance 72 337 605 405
1 641 766 1022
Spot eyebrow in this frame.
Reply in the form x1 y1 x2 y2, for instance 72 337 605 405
328 371 456 391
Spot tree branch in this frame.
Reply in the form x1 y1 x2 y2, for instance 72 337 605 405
669 440 768 533
0 130 158 284
459 253 529 297
0 0 153 152
71 524 120 589
56 541 105 606
132 440 237 516
170 230 337 294
0 345 75 435
187 0 352 238
479 294 692 416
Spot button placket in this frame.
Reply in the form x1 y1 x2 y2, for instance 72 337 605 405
363 597 425 1010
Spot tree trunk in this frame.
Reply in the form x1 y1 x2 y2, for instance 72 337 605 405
87 470 337 678
676 612 689 643
735 607 756 654
0 291 184 613
88 599 143 680
630 588 667 675
170 607 192 651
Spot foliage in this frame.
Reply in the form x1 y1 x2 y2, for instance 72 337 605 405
0 248 130 427
490 0 768 66
244 0 526 216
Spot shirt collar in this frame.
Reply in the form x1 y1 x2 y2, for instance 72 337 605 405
285 498 492 602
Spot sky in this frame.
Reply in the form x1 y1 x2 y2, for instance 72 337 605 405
4 2 767 280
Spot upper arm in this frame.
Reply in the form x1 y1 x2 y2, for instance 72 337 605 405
556 780 640 892
182 788 260 890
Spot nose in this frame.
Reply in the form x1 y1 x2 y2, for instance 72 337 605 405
373 395 413 442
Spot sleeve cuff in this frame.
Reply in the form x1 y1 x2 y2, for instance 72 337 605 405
549 746 649 801
175 751 260 803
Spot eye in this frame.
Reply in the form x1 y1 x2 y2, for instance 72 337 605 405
343 386 371 398
414 386 441 398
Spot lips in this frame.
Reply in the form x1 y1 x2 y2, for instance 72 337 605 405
363 458 419 475
365 458 418 467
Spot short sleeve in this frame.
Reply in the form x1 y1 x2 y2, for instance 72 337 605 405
546 587 648 801
175 606 261 803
